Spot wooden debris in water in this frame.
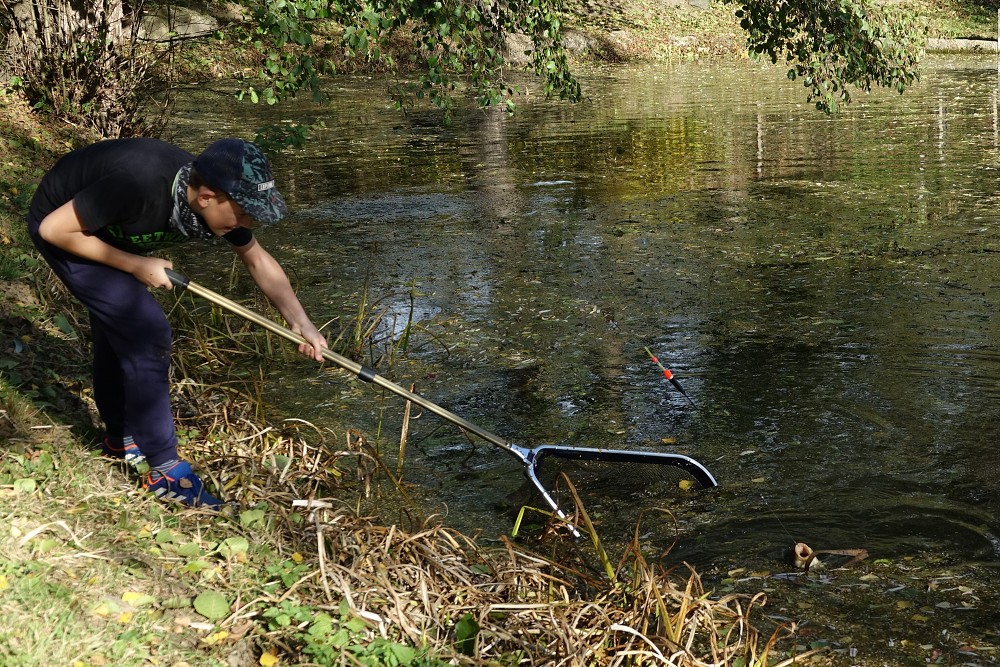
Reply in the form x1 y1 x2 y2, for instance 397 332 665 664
794 542 869 572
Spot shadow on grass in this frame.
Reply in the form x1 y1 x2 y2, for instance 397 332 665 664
0 305 99 446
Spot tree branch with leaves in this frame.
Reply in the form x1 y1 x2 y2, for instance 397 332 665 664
236 0 581 113
734 0 925 112
1 0 929 139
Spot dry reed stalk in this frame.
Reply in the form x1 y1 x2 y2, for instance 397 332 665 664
280 505 789 666
396 384 414 479
165 324 806 667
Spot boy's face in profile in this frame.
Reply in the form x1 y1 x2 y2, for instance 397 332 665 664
193 187 254 236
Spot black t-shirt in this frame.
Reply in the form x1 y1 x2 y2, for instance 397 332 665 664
29 137 253 253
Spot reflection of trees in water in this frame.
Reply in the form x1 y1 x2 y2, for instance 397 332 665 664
451 64 1000 521
182 64 1000 547
459 107 523 224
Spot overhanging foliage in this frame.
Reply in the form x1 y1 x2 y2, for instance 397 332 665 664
0 0 927 137
236 0 582 113
733 0 925 112
236 0 925 119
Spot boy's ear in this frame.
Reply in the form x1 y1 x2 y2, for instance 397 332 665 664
191 187 209 210
193 185 223 208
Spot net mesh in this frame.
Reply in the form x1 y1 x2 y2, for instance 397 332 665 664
533 455 703 511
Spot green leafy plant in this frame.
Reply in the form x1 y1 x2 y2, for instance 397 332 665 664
232 0 582 114
264 558 312 590
453 613 479 656
0 0 171 136
734 0 925 112
260 597 445 666
0 248 40 281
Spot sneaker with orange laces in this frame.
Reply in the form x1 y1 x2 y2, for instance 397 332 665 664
144 461 222 509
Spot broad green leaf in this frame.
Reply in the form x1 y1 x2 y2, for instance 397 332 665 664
307 613 334 638
52 314 77 337
193 590 230 621
176 542 202 557
155 529 179 544
218 536 250 557
181 559 215 574
390 643 416 664
240 509 266 527
13 478 36 493
36 538 58 553
455 613 479 656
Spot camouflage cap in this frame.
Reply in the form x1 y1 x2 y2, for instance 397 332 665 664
194 139 288 224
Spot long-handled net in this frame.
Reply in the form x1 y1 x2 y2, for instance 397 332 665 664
166 270 718 537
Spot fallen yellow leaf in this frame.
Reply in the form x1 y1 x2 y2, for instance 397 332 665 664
678 479 694 491
260 649 280 666
202 631 230 645
122 591 151 605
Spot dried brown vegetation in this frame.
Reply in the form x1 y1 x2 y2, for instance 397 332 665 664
158 308 810 665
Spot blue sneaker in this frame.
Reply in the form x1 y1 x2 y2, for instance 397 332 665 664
144 461 222 509
101 436 147 470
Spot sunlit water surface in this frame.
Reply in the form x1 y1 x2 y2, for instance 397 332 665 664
169 56 1000 656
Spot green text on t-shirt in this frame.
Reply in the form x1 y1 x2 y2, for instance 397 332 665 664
101 225 191 252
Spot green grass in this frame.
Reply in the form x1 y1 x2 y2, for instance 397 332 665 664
0 439 220 667
0 425 447 667
899 0 1000 39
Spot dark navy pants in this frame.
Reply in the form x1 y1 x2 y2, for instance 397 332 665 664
29 217 178 467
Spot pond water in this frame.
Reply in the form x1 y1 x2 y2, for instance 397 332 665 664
170 55 1000 660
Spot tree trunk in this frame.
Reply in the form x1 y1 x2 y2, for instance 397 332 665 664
2 0 166 138
6 0 126 49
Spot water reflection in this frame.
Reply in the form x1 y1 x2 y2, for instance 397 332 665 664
169 57 1000 571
